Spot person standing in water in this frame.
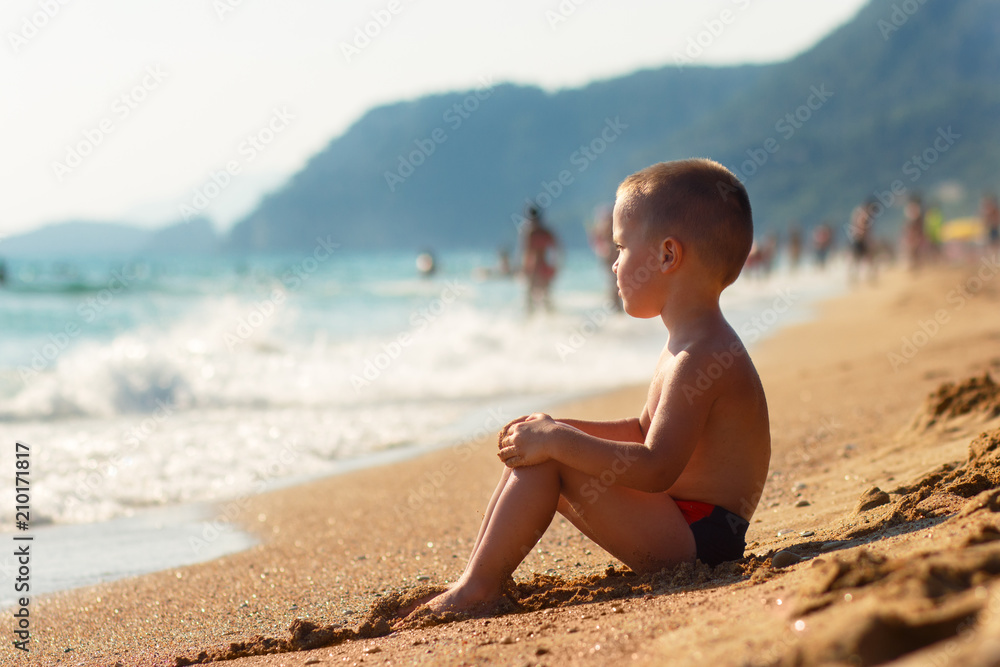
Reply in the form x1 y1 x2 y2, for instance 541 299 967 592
588 205 622 311
520 206 559 314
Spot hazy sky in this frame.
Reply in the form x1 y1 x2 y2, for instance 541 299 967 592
2 0 868 237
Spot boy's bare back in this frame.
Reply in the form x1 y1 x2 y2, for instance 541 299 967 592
639 320 770 521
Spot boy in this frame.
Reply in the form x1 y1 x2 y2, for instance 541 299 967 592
412 159 770 616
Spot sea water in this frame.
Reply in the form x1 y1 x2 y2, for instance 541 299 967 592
0 248 844 601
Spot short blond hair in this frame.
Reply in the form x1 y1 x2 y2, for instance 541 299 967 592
616 159 753 287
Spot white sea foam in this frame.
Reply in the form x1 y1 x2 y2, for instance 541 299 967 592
0 251 846 526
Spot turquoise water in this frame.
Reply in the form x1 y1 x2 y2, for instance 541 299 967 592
0 248 844 599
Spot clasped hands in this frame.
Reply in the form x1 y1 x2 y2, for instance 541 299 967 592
496 413 559 468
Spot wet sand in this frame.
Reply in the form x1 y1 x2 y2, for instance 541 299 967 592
9 258 1000 667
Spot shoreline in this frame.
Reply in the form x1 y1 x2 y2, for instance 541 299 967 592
13 259 1000 666
2 266 846 609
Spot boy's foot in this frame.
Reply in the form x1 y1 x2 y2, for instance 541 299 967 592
421 583 502 616
392 587 446 620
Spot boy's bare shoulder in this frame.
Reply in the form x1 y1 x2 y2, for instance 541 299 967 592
666 321 760 401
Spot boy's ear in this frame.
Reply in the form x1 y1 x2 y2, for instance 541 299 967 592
659 237 682 273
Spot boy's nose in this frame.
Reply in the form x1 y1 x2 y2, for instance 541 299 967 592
612 258 619 274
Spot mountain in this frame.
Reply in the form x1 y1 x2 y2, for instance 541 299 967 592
0 221 152 257
0 218 219 257
228 0 1000 251
144 217 219 255
229 66 766 251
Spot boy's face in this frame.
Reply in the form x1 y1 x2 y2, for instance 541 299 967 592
612 198 665 319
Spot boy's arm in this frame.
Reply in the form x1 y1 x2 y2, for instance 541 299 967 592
551 418 644 444
500 354 714 493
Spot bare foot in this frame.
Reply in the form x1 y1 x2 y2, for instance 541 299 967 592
391 586 447 620
422 582 502 616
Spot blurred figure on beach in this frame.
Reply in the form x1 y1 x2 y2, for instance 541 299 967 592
520 206 560 314
416 250 437 278
924 200 944 259
473 247 515 280
847 198 878 285
982 193 1000 254
743 233 777 280
901 194 927 271
812 222 834 269
587 205 623 311
787 224 803 272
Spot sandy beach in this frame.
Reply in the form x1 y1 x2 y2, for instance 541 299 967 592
9 257 1000 667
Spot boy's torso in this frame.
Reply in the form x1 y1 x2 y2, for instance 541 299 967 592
645 331 770 521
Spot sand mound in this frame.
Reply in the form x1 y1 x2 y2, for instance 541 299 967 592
843 427 1000 540
173 560 761 664
769 540 1000 666
910 372 1000 431
172 586 444 665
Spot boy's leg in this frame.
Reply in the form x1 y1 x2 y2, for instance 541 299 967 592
465 466 512 566
427 462 563 612
426 460 695 614
554 465 696 573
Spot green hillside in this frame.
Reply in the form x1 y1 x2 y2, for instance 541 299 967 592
228 0 1000 252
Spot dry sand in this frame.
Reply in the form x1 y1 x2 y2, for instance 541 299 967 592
7 257 1000 667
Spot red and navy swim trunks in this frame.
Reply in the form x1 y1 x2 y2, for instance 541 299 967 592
675 499 750 566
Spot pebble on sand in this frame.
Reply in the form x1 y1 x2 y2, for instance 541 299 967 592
772 550 803 568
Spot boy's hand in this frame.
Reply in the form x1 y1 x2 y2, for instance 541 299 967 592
498 413 558 468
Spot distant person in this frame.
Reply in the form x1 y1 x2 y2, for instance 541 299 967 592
393 159 768 619
743 240 764 279
787 224 803 271
901 194 926 271
587 205 622 311
473 247 515 280
812 222 834 269
520 206 559 314
982 193 1000 254
496 247 513 277
847 198 877 285
759 233 778 278
416 250 436 278
924 201 944 259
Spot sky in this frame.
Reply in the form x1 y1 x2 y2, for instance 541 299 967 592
2 0 869 238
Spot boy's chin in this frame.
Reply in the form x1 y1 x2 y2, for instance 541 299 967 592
621 301 659 319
